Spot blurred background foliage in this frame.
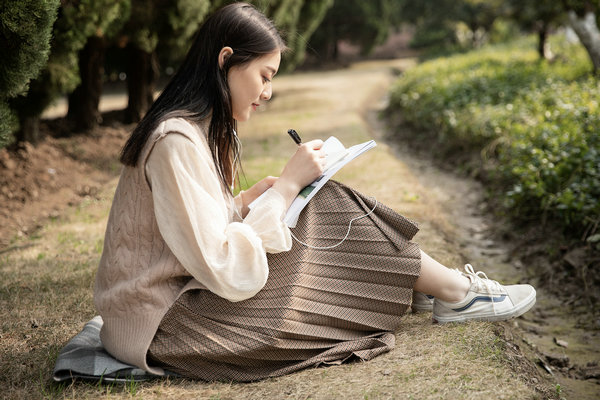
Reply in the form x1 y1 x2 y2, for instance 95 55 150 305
1 0 599 145
0 0 598 243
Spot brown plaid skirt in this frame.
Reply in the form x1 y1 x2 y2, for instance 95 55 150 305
147 181 421 381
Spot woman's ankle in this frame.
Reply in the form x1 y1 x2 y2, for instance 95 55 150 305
438 276 471 303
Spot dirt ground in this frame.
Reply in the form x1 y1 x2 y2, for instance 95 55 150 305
1 59 598 399
0 120 128 251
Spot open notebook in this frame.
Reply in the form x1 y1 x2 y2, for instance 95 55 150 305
249 136 376 227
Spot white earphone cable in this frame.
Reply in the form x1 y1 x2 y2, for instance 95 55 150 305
290 198 378 250
231 130 244 220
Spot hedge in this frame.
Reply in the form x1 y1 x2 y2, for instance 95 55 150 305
387 36 599 238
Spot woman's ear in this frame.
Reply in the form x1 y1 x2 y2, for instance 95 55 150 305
218 46 234 69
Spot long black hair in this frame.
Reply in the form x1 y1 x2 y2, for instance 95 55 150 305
119 2 286 192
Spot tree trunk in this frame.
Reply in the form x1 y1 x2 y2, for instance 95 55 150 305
568 10 600 74
67 35 106 132
538 28 548 59
125 44 159 123
332 39 339 61
322 22 337 62
16 114 41 144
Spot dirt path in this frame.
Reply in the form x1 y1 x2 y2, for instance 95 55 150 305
374 137 600 400
3 59 597 399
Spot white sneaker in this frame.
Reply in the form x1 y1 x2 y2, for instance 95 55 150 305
432 264 536 323
411 291 434 313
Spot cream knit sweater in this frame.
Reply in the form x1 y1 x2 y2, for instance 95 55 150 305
94 118 292 374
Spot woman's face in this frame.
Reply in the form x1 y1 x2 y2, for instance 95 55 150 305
227 50 281 121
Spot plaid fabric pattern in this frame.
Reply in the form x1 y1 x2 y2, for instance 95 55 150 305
147 181 421 382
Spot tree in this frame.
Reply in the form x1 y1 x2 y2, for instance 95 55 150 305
0 0 59 147
457 0 505 48
66 1 130 131
212 0 335 70
122 0 211 123
395 0 460 50
11 0 129 143
563 0 600 73
4 0 336 143
394 0 509 52
507 0 564 59
268 0 335 70
308 0 400 62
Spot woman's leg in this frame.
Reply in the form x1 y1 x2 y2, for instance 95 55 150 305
413 250 470 302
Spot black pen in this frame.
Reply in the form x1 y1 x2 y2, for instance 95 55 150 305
287 129 302 145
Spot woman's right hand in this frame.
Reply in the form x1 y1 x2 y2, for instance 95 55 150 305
272 139 325 208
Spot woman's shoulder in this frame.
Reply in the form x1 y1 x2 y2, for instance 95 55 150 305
145 118 217 181
148 117 211 162
155 117 208 139
148 116 210 154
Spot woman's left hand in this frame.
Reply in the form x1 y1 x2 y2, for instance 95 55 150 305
239 176 278 217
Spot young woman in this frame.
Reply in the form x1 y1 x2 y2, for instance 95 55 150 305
94 2 536 382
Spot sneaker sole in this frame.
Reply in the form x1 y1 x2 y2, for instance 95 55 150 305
432 290 536 324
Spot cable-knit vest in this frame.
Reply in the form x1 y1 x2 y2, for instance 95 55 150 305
94 118 213 374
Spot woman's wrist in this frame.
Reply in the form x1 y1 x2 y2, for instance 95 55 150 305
271 178 300 209
238 177 280 218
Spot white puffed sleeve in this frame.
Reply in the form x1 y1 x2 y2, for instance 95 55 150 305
145 133 291 302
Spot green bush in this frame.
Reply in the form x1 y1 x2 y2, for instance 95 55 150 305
387 36 599 237
0 0 59 147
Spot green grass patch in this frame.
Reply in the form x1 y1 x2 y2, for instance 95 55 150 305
387 35 599 239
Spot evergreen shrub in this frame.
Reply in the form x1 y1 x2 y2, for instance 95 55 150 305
0 0 59 147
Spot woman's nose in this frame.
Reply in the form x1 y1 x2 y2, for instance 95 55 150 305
261 84 272 100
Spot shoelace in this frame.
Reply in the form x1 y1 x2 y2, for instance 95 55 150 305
458 264 503 315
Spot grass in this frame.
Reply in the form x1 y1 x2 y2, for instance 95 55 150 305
0 59 548 399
